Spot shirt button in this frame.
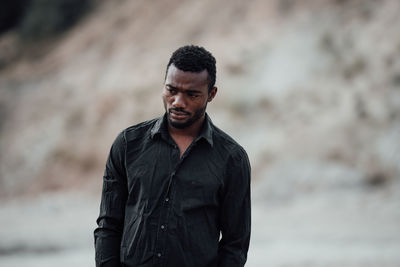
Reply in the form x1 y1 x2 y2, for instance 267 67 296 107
157 253 162 258
161 225 165 229
165 198 169 202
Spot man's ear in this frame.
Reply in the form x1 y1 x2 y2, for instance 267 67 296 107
208 87 217 102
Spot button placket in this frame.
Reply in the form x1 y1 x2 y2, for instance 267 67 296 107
155 141 188 263
154 166 178 263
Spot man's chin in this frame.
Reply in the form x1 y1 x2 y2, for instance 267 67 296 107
168 116 193 129
169 120 191 129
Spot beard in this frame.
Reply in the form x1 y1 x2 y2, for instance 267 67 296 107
163 100 207 129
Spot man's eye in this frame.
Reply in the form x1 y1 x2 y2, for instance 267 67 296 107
188 94 199 98
167 88 177 94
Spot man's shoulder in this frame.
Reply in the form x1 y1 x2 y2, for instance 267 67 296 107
120 117 160 142
210 122 247 156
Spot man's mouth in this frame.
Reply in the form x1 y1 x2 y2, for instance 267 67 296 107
169 109 190 120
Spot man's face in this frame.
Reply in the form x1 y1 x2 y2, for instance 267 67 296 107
162 64 217 129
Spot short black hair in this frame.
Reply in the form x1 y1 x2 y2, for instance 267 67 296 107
166 45 216 92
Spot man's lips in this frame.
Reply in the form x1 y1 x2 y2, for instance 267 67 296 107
169 109 190 119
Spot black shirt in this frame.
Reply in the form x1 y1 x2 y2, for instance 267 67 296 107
94 113 251 267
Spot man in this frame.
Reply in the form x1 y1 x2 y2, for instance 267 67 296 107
94 45 251 267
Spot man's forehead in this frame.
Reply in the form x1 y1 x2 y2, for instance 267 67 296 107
166 64 209 85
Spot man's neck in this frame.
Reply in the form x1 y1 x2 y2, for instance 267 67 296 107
168 115 205 157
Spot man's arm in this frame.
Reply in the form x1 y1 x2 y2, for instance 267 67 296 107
94 132 128 267
218 147 251 267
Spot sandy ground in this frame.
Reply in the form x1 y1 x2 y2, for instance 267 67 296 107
0 181 399 267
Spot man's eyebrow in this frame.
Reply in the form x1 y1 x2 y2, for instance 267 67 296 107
166 84 203 94
185 89 202 94
165 84 178 90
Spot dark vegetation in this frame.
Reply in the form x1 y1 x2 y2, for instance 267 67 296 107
0 0 92 40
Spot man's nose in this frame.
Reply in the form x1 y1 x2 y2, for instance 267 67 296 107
172 93 186 108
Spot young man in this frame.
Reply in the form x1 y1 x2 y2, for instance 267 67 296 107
94 45 251 267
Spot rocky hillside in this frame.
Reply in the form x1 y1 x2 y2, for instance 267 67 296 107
0 0 399 198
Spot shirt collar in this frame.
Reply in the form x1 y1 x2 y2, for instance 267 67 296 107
150 114 167 139
150 113 214 147
197 113 214 147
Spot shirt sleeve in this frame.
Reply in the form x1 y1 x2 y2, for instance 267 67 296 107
94 131 128 267
218 146 251 267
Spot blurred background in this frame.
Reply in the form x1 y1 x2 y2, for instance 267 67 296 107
0 0 399 266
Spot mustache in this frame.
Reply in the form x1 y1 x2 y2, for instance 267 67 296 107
169 107 190 115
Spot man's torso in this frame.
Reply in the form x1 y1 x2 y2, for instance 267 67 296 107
119 114 244 266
